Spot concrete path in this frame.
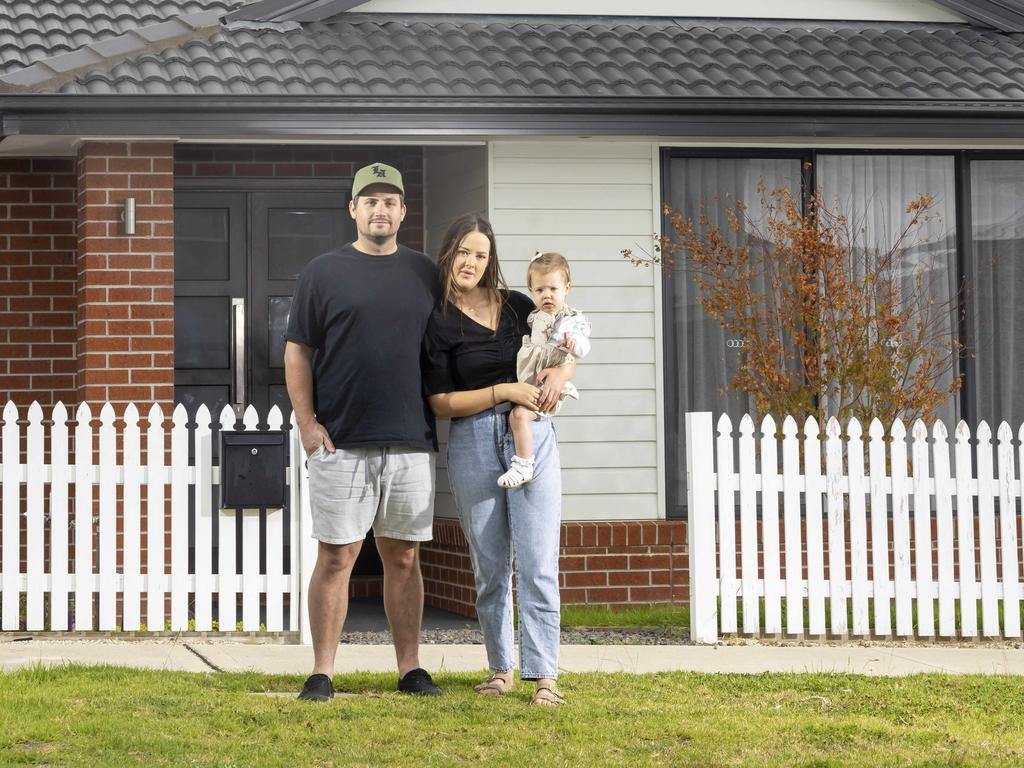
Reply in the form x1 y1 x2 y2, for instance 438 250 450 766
4 641 1024 676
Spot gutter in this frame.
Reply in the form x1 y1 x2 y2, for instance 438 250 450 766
3 97 1024 140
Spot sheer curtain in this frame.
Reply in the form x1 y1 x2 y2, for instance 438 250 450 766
971 160 1024 429
817 155 960 429
666 157 802 511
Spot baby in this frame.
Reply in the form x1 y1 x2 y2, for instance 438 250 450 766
498 252 591 489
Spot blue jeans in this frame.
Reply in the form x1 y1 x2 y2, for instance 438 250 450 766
446 406 562 679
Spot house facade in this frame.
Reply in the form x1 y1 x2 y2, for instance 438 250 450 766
2 0 1023 621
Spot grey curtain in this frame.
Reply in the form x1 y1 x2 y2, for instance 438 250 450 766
971 160 1024 429
817 154 959 428
666 157 802 509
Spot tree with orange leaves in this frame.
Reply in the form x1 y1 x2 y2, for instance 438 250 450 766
625 179 964 427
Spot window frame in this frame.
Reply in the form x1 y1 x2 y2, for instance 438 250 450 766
658 147 1018 519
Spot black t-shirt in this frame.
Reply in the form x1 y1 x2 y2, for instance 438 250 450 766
285 242 439 450
422 290 535 395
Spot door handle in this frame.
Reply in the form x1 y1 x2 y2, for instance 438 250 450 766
231 297 246 410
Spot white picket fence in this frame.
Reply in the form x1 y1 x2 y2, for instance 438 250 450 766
686 411 1024 643
0 401 317 643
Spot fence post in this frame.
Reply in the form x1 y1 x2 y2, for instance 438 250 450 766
686 411 718 644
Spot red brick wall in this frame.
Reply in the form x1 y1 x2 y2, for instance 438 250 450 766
174 145 424 252
422 519 690 618
76 141 175 413
0 157 78 409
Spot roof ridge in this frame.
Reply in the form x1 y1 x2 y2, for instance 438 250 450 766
0 8 227 94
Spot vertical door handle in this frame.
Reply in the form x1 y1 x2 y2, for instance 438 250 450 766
231 297 246 409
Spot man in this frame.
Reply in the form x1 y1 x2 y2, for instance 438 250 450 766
285 162 441 700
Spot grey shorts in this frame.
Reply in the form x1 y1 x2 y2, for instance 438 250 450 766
306 445 436 545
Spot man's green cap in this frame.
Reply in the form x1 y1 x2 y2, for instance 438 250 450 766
352 162 404 198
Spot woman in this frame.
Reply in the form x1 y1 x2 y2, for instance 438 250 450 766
422 213 574 706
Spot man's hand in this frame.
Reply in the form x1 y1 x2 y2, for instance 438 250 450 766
299 420 335 457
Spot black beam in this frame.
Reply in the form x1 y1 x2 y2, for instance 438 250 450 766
3 98 1024 139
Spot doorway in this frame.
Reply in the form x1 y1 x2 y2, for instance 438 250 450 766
173 184 384 583
173 188 353 420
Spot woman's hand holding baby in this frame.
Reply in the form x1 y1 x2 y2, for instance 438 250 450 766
536 365 574 412
499 382 543 411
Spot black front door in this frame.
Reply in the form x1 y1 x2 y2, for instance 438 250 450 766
174 189 353 420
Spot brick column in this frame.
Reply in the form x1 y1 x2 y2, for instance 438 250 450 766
76 142 175 413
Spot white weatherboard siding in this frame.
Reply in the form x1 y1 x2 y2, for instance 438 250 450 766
348 0 965 23
483 140 660 521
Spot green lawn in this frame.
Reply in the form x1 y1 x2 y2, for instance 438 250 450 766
558 600 1024 638
3 665 1023 767
560 602 689 628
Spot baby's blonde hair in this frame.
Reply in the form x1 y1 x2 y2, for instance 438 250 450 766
527 252 571 289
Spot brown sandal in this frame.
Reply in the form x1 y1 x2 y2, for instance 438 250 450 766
474 673 514 696
530 684 565 706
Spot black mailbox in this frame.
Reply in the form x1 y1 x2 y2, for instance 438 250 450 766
220 430 287 510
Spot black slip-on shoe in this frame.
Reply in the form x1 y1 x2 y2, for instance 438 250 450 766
397 668 442 696
297 673 335 701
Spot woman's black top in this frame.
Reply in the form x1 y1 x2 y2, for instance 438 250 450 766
422 290 535 395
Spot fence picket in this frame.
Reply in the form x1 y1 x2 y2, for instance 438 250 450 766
146 404 166 632
265 406 285 632
241 405 261 632
297 411 317 646
218 406 238 632
290 415 305 638
996 422 1021 637
803 417 825 635
194 405 214 631
954 421 977 638
868 419 890 637
890 420 912 636
911 420 935 636
932 422 955 637
2 402 20 630
716 413 737 634
976 422 1000 636
738 415 758 634
74 403 93 631
26 403 45 630
122 404 142 631
98 403 117 630
847 419 869 636
781 416 803 635
760 416 781 634
825 418 847 635
778 417 802 634
50 402 70 632
288 412 302 634
170 405 189 631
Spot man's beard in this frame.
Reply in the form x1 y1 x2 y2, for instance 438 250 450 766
365 231 393 244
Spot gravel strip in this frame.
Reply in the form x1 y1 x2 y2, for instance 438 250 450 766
341 627 691 645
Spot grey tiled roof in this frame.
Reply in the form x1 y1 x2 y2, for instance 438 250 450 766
49 17 1024 100
0 0 245 76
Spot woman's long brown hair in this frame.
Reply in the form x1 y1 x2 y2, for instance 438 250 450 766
435 213 509 326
